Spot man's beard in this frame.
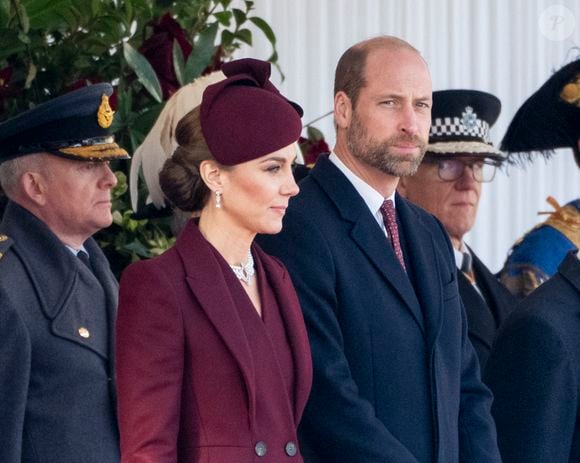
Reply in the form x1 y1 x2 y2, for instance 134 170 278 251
346 112 427 177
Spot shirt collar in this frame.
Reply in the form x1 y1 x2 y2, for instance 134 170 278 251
65 244 89 257
329 152 395 222
453 242 469 269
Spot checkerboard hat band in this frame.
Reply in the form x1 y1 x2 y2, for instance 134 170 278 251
430 115 491 142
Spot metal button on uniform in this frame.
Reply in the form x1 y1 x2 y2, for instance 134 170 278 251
78 327 90 338
0 234 7 242
285 441 297 457
254 441 267 457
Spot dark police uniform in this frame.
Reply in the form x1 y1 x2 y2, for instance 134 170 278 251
0 83 129 463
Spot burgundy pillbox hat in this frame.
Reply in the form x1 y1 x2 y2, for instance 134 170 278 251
200 58 303 166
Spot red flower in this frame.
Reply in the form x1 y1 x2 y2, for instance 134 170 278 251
0 66 17 99
299 134 330 166
139 13 193 99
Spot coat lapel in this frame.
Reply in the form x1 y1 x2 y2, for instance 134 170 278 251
396 195 446 347
457 271 496 351
468 247 516 326
255 245 313 423
559 252 580 294
311 157 425 333
86 237 119 379
1 202 114 359
176 221 257 422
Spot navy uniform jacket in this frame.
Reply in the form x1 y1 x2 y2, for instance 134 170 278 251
258 155 500 463
485 252 580 462
0 201 119 463
458 249 517 371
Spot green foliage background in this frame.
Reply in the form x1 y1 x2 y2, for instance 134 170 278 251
0 0 280 276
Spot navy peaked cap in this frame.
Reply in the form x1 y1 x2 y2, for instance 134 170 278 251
0 83 129 164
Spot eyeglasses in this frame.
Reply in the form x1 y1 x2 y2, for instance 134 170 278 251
423 156 499 183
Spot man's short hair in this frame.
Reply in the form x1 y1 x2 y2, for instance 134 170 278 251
0 154 44 199
334 35 421 109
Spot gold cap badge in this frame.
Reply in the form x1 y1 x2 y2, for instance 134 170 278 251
97 94 115 129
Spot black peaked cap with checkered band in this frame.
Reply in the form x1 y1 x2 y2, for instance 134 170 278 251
0 83 129 164
427 89 504 161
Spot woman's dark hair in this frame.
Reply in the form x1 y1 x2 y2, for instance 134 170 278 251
159 106 215 212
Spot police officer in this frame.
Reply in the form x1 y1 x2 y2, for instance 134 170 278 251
0 83 129 463
398 89 517 371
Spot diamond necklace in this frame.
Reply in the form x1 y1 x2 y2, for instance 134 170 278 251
229 250 255 284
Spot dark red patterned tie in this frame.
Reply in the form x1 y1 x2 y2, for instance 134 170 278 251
380 199 407 272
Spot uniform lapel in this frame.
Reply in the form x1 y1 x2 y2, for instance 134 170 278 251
469 248 516 326
176 221 257 422
457 270 496 351
86 237 119 381
311 157 425 333
255 245 313 423
2 202 112 358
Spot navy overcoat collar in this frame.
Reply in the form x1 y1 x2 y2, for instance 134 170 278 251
309 155 447 345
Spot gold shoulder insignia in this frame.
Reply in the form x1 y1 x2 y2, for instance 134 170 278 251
97 94 115 128
0 233 13 260
541 196 580 249
560 73 580 107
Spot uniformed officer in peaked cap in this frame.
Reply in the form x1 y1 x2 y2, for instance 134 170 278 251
398 89 517 371
0 83 128 463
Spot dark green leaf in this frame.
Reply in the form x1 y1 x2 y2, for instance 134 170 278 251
124 0 133 22
0 0 10 27
183 21 218 82
133 101 164 135
0 29 27 60
16 3 30 33
172 39 186 86
17 30 30 44
249 16 276 45
232 8 246 28
123 42 163 103
123 239 151 258
221 29 234 48
236 28 252 46
22 0 71 30
219 0 233 9
24 61 37 88
214 11 231 26
244 1 254 12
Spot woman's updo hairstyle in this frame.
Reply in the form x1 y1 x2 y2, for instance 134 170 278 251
160 57 303 212
159 106 214 212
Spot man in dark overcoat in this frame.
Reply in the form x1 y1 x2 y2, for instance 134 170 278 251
485 251 580 461
484 57 580 462
0 83 129 463
398 89 517 370
259 36 500 462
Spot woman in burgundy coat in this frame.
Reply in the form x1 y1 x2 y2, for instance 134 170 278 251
116 58 312 463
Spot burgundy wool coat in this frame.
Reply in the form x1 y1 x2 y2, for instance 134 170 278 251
116 220 312 463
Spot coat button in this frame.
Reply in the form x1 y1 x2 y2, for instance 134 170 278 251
78 327 90 338
285 441 297 457
254 441 267 457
